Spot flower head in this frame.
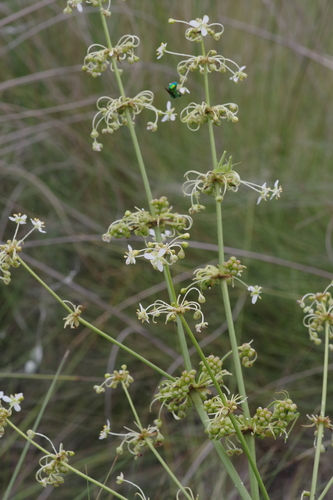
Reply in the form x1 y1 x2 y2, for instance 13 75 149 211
99 420 111 440
161 101 177 122
189 15 210 36
156 42 167 59
247 286 262 304
1 392 24 412
30 218 46 233
125 245 138 265
9 213 27 225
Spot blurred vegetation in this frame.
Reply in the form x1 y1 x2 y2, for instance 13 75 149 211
1 0 333 499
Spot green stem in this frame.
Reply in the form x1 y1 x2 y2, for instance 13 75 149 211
191 391 252 500
180 316 270 500
6 420 129 500
122 383 143 429
201 34 259 499
144 439 194 500
17 256 174 382
3 352 69 500
310 321 330 500
89 9 261 497
317 475 333 500
122 384 193 500
98 0 154 211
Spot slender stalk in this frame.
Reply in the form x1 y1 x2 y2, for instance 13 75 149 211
3 352 69 500
81 7 262 497
17 256 174 381
191 391 253 500
309 321 330 500
317 475 333 500
181 316 270 500
200 36 260 500
6 420 129 500
122 384 193 500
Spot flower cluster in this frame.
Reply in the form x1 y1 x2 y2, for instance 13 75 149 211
169 15 224 42
102 197 193 241
94 365 134 393
238 341 257 368
0 392 24 437
298 283 333 345
91 92 178 150
63 0 83 14
137 287 208 333
303 414 333 437
157 45 247 87
181 257 246 293
64 0 110 15
83 36 140 77
1 214 46 285
154 370 198 419
154 356 229 420
180 101 239 131
63 302 82 329
124 234 189 273
183 154 282 212
30 432 74 488
204 394 298 444
99 420 163 458
197 355 231 390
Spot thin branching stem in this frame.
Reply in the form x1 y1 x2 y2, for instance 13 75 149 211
310 321 330 500
201 35 261 500
6 420 129 500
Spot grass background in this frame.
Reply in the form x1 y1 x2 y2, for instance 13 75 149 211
1 0 333 499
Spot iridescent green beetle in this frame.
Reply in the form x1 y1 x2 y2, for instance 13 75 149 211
165 82 182 98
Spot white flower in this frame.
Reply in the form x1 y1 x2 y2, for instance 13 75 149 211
189 15 209 36
77 2 83 12
2 392 24 411
230 66 246 83
195 321 208 332
9 213 27 225
270 180 282 200
137 303 150 323
30 218 46 233
256 183 270 204
247 286 262 304
0 391 3 399
161 101 177 123
179 86 190 95
125 245 137 265
143 248 166 272
156 42 167 59
99 420 111 440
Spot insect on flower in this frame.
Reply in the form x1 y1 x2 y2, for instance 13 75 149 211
165 82 182 98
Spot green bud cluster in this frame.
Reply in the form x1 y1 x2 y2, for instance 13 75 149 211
83 36 140 78
37 446 75 488
0 406 11 437
155 370 198 419
94 365 134 393
0 239 22 285
238 342 257 368
177 51 228 85
102 197 192 242
204 396 298 442
299 287 333 345
117 426 164 458
198 355 231 388
185 258 245 293
181 102 238 131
